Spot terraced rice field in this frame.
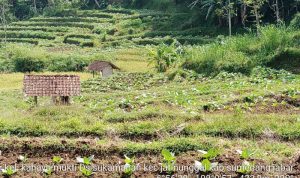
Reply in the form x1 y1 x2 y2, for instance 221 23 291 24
0 9 212 48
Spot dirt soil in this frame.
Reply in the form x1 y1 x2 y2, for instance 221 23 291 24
0 149 298 178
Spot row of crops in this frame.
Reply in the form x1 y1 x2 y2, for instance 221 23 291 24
0 9 212 47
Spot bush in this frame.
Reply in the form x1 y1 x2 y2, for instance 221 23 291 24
1 38 39 45
290 13 300 29
63 37 95 47
0 26 69 32
148 41 183 72
12 21 95 30
102 8 134 15
0 31 55 40
13 56 45 72
47 55 90 72
29 17 111 23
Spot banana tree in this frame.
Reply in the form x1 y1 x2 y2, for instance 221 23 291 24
190 0 236 36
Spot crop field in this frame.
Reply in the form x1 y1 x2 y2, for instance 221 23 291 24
0 69 299 177
0 1 299 177
0 9 210 48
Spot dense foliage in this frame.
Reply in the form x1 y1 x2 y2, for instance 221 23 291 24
1 0 299 29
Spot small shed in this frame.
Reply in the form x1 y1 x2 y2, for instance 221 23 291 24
23 75 81 105
88 61 120 78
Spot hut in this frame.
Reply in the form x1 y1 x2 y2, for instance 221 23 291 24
23 75 81 105
88 61 120 78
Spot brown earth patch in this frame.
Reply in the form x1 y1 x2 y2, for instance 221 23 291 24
0 151 298 177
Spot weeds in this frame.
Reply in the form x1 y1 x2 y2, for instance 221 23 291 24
198 148 219 160
236 149 255 159
52 156 63 164
1 166 17 177
194 159 218 173
161 149 176 174
43 166 53 176
76 155 94 165
237 161 255 175
123 155 135 176
80 166 93 177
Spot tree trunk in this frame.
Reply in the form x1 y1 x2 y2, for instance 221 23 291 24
241 3 247 27
254 6 260 35
228 0 232 36
275 0 281 23
33 0 37 14
94 0 101 8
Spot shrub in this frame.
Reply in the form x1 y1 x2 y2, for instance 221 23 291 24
1 38 39 45
29 17 110 23
0 26 69 32
0 31 55 40
63 37 95 47
148 41 183 72
290 13 300 29
13 56 45 72
12 22 95 30
47 55 90 72
102 8 134 15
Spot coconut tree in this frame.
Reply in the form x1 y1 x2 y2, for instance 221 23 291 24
190 0 236 36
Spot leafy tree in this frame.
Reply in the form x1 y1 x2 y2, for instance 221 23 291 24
0 0 9 43
243 0 266 34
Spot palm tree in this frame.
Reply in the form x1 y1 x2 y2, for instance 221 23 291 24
190 0 235 36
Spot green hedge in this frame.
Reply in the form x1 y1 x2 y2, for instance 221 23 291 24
12 22 95 30
63 37 94 47
176 37 213 45
29 17 113 23
102 9 135 15
0 38 39 45
0 26 69 32
64 34 95 39
0 31 55 40
78 12 114 19
132 37 174 45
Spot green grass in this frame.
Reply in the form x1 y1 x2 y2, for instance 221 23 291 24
0 9 299 170
11 21 95 29
0 31 55 40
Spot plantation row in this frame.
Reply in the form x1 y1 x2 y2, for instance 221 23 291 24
0 148 265 177
0 108 298 141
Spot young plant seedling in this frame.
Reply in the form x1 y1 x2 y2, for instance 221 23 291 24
80 166 93 177
1 166 17 177
52 156 63 164
198 148 219 160
194 159 218 173
124 155 135 176
76 155 94 165
43 166 53 176
237 161 254 175
18 155 28 163
161 149 176 174
236 149 255 159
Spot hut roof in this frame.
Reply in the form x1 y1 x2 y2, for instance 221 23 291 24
23 75 81 97
88 61 120 71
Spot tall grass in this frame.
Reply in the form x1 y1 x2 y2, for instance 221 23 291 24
182 25 298 76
